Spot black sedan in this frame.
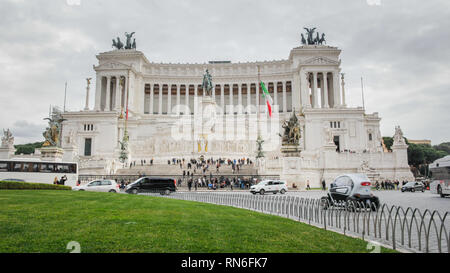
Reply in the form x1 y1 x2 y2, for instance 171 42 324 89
401 182 425 192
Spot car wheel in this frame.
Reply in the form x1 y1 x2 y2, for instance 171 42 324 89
132 189 138 195
260 189 265 195
251 192 256 195
280 189 286 194
401 189 405 192
165 189 170 195
411 188 415 192
109 189 116 193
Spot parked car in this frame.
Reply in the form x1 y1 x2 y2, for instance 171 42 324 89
72 179 120 193
125 177 177 195
320 174 380 211
401 181 425 192
250 180 288 195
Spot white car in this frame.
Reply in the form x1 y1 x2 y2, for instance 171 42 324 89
73 179 120 193
250 180 288 195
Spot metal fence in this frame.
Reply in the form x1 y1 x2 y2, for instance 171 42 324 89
146 192 449 253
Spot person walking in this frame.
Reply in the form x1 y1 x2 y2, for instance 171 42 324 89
321 179 326 191
306 180 311 190
188 178 192 192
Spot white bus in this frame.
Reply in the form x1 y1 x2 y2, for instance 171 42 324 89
0 159 78 187
429 155 450 198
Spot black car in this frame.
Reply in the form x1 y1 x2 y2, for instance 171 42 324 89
125 177 177 195
401 181 425 192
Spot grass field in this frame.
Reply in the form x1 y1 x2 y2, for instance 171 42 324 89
0 190 396 253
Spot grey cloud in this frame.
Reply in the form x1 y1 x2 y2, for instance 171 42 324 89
0 0 449 145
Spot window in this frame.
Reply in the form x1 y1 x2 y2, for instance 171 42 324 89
369 133 373 141
101 180 112 186
88 181 101 187
69 164 77 174
84 124 94 131
330 121 341 129
23 163 31 172
13 163 22 172
32 163 39 172
84 138 92 156
334 176 353 187
56 164 70 173
0 162 8 172
40 163 55 173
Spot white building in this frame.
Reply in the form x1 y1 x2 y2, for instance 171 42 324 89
58 40 413 187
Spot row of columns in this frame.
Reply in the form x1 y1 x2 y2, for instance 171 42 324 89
94 75 126 112
144 82 291 115
305 71 343 109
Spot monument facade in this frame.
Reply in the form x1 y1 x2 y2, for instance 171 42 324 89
56 29 413 187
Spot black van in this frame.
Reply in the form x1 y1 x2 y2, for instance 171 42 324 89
125 177 177 195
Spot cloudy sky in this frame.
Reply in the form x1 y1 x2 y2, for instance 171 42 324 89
0 0 449 145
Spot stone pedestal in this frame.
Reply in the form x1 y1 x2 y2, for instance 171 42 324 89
280 144 301 157
194 96 217 155
0 146 15 159
40 146 64 162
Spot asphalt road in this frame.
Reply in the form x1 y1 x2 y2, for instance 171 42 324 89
174 189 449 215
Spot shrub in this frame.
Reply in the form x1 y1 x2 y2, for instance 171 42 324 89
0 181 71 190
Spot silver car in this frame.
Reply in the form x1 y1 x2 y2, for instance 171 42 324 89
320 174 380 211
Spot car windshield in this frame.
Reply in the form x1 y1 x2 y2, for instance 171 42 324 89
405 182 415 186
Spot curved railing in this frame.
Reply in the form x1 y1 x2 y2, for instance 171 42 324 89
146 192 449 253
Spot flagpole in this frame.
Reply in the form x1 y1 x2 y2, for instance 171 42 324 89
361 76 365 110
257 64 261 138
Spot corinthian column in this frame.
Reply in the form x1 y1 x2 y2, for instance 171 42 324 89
185 84 190 115
150 84 154 115
115 76 121 111
229 84 234 114
105 76 111 111
94 75 102 111
238 84 242 114
167 85 172 114
313 72 319 108
323 72 329 108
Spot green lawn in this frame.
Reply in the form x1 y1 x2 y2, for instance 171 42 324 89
0 190 396 253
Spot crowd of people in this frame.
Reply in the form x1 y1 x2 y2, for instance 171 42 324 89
182 176 257 191
373 180 429 190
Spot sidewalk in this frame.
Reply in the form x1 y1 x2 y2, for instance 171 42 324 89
175 186 325 193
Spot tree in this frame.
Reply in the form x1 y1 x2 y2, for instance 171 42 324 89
407 143 425 167
14 142 44 155
383 137 393 151
434 142 450 154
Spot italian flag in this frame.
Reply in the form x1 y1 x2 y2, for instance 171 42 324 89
260 81 273 117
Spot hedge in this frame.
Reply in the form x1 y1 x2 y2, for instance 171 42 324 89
0 181 72 190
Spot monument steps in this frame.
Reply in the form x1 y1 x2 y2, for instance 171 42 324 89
115 163 257 176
